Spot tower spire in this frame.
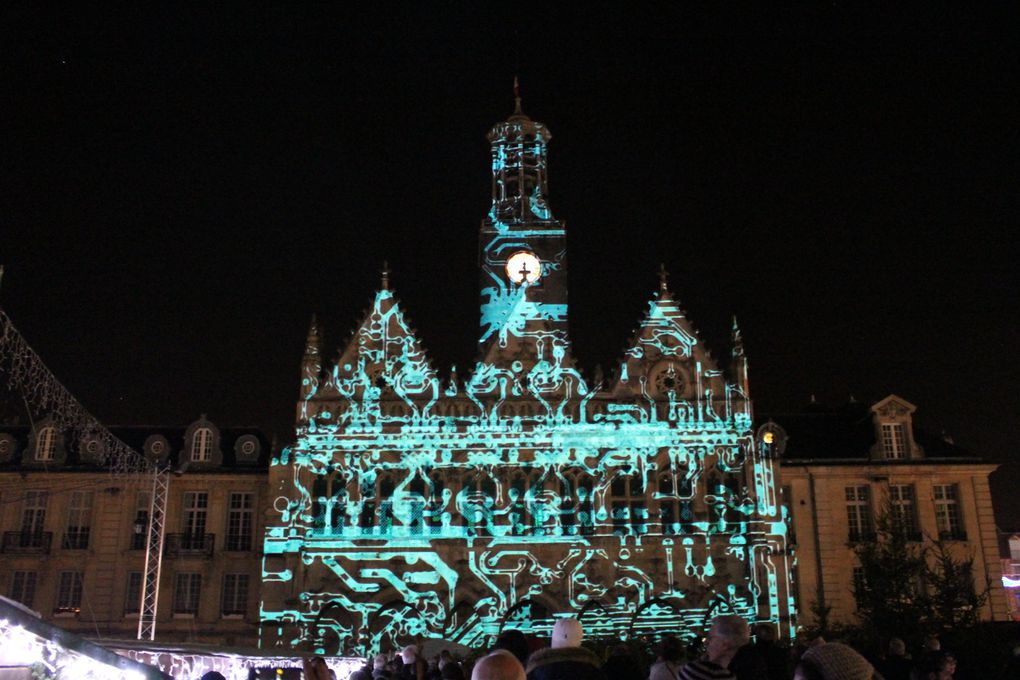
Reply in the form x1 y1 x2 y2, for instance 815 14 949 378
658 263 670 297
513 76 523 115
380 261 391 291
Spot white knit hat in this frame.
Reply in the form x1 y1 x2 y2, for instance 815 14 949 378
401 645 418 664
551 617 583 648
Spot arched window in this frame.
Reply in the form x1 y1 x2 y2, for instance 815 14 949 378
192 428 212 462
35 427 56 461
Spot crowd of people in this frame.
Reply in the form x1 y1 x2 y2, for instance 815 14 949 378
273 616 1018 680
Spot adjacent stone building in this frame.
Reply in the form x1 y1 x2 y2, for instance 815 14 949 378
0 416 270 646
776 395 1005 626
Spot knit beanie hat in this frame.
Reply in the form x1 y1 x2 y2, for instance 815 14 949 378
551 617 583 649
373 654 387 670
800 642 874 680
401 645 419 664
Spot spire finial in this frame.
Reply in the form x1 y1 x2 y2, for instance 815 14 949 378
381 261 391 290
731 315 745 357
658 262 669 294
513 76 522 115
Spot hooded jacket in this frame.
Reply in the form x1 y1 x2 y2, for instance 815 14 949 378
525 646 608 680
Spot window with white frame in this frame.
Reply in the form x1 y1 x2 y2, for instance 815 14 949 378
191 427 213 462
21 491 47 539
226 492 253 551
10 571 37 608
845 486 873 542
221 573 249 617
55 571 83 615
181 495 207 546
132 491 150 550
890 484 919 538
35 426 56 461
881 423 908 459
63 490 93 549
934 484 965 540
173 573 201 615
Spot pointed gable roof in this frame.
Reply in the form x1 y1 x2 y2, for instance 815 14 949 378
332 288 439 402
610 283 720 395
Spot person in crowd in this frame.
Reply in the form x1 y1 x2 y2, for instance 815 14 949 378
729 636 768 680
472 650 527 680
302 656 333 680
875 637 912 680
648 635 685 680
401 645 427 680
494 629 531 668
1001 641 1020 679
351 669 373 680
751 624 788 680
601 643 643 680
200 672 226 680
441 659 467 680
792 642 877 680
678 615 749 680
915 652 955 680
373 653 394 680
525 618 607 680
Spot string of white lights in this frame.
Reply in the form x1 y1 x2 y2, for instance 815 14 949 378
0 309 150 475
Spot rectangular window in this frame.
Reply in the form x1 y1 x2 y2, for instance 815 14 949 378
182 492 208 548
21 490 48 536
221 573 249 617
125 572 142 614
934 484 965 540
63 490 93 549
132 491 150 550
10 571 37 608
845 486 873 542
882 423 908 459
226 492 253 551
173 573 201 615
55 571 83 615
890 484 918 538
610 470 646 536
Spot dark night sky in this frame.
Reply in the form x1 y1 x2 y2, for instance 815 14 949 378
2 6 1018 519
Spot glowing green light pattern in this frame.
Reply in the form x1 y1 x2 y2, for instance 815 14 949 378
259 103 795 656
260 286 796 655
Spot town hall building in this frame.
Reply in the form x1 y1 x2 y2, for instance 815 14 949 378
258 95 795 655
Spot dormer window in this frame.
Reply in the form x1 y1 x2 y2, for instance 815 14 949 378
192 427 213 462
881 423 907 460
36 427 56 461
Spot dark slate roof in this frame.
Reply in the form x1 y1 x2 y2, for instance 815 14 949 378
0 422 271 472
759 400 979 463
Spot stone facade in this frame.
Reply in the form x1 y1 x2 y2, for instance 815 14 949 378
258 100 793 656
0 418 269 646
777 395 1005 627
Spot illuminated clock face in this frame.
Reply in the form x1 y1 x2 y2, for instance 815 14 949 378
505 251 542 285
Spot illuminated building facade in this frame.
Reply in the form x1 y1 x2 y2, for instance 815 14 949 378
0 417 270 646
778 395 1006 626
259 97 795 655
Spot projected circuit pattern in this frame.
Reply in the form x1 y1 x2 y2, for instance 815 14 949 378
259 97 795 656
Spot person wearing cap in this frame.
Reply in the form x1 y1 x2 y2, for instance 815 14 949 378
793 642 878 680
678 615 749 680
525 617 607 680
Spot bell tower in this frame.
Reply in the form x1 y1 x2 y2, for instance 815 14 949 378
478 81 570 368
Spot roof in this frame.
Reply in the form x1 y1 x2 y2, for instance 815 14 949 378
760 400 979 463
0 420 271 472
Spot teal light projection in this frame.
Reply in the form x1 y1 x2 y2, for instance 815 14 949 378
259 98 795 656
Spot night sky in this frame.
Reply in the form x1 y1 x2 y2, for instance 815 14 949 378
2 6 1018 521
